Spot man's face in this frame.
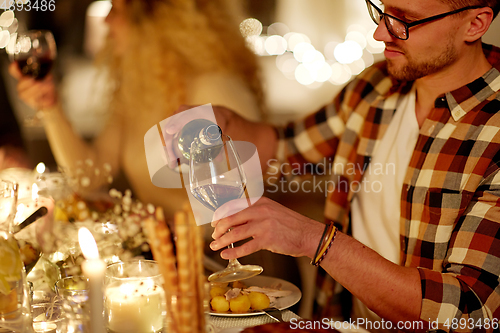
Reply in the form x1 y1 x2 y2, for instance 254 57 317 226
373 0 464 81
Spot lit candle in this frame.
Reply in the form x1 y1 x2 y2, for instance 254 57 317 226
78 227 106 333
33 322 57 333
105 279 164 333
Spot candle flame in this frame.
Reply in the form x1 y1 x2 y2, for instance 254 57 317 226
36 162 46 173
32 183 39 201
78 227 100 260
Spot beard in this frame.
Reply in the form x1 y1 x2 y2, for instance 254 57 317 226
386 40 458 81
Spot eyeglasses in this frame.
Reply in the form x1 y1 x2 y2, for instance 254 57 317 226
365 0 483 40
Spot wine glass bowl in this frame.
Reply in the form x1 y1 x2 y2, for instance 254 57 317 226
189 134 263 283
10 30 56 80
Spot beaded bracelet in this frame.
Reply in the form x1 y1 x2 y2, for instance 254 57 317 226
311 222 338 267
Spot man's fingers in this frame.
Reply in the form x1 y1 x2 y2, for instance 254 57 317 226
220 239 261 260
211 222 253 250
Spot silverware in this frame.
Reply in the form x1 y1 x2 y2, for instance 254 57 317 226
14 206 48 234
262 307 284 322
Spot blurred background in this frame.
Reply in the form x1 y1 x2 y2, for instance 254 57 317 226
1 0 499 172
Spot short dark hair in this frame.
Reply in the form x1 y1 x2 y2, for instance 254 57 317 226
441 0 500 19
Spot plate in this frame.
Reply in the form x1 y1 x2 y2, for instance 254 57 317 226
209 275 301 317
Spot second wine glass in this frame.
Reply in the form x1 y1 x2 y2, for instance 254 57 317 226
189 134 263 283
9 30 57 126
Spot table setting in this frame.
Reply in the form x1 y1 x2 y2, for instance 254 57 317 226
0 164 319 333
0 122 351 333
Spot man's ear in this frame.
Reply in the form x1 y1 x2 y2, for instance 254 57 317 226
464 7 494 42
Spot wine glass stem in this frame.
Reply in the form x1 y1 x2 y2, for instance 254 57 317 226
227 257 243 269
226 231 243 268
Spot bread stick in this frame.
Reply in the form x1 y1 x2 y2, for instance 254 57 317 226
174 211 198 333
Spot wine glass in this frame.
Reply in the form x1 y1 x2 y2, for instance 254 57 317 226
9 30 57 126
189 134 263 283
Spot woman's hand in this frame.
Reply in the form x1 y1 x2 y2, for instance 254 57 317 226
210 196 324 260
8 62 58 110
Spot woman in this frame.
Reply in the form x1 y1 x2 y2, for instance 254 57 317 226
10 0 265 215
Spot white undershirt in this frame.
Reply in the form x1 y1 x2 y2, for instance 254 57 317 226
350 85 419 330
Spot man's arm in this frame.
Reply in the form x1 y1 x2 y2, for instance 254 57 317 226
210 197 423 324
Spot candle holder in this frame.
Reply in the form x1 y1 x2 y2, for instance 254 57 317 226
104 260 165 333
54 276 90 333
32 301 66 333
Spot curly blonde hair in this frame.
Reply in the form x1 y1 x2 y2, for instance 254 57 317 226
97 0 265 120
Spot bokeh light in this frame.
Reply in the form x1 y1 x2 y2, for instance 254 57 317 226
240 18 263 38
292 42 315 62
285 32 311 52
264 35 287 55
87 0 112 17
295 64 316 85
334 40 363 64
267 22 290 36
0 30 10 48
0 10 15 27
329 63 352 85
240 16 385 86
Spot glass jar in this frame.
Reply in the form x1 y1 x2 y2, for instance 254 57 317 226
0 179 34 332
104 260 165 333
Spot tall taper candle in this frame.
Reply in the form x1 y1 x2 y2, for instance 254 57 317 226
78 227 106 333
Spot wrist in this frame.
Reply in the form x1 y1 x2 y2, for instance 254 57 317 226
303 221 326 259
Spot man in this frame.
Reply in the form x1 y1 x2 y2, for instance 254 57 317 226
173 0 500 330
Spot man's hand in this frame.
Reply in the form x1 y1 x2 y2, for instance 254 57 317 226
9 62 58 110
210 197 323 260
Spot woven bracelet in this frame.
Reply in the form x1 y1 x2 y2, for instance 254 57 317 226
311 222 337 267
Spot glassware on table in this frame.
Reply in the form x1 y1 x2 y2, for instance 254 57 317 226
8 30 57 127
104 260 165 333
55 276 90 333
0 180 34 333
189 133 263 283
32 301 66 333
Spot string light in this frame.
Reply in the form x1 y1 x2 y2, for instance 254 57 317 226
242 19 384 86
0 10 17 50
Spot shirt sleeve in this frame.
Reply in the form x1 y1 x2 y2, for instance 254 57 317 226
418 167 500 332
274 87 351 176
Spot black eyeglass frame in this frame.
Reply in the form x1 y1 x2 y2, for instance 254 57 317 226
366 0 483 40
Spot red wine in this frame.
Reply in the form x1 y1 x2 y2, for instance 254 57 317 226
191 184 244 211
16 56 53 80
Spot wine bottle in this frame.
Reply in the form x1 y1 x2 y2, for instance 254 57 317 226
173 119 223 164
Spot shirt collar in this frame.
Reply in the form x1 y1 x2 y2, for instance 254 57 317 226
441 44 500 121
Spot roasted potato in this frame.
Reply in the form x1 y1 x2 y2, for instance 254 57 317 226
229 294 251 313
210 295 230 313
248 292 270 310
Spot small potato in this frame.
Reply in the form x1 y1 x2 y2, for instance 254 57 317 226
248 292 270 311
232 280 247 289
210 286 228 299
210 296 230 313
229 294 251 313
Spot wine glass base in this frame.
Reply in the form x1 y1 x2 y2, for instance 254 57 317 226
208 265 263 283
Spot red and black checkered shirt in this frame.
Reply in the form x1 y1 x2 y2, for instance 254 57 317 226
276 44 500 330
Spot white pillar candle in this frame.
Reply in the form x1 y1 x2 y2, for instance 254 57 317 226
79 227 106 333
105 279 164 333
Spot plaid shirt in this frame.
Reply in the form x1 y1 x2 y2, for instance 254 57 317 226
276 44 500 331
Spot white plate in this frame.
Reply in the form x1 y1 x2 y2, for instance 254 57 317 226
209 275 301 317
